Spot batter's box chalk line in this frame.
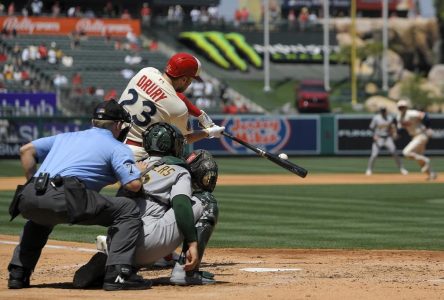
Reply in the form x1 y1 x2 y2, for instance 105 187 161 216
240 267 303 273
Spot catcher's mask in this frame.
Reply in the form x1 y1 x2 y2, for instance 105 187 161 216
142 122 185 157
186 149 218 192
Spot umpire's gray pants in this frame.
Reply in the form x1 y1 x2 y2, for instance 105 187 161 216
9 182 141 270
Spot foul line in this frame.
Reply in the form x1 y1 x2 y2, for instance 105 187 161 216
0 240 97 253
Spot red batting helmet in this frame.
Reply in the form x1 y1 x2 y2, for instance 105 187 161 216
165 52 202 81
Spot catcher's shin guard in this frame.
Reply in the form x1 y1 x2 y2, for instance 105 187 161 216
195 192 219 263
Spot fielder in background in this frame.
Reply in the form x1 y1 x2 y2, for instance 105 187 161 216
118 52 225 160
7 100 152 291
396 99 437 180
365 106 408 176
73 122 219 288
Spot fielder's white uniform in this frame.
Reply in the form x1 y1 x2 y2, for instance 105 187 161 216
366 113 405 174
118 67 192 160
396 109 432 173
134 156 204 267
397 110 428 155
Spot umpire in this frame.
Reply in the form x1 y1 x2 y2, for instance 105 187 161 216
7 100 152 291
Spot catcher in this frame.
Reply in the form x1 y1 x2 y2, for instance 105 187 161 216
73 122 219 288
366 106 408 176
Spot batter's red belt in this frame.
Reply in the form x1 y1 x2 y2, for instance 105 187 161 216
125 139 143 147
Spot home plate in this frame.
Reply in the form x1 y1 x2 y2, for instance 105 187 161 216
240 268 302 273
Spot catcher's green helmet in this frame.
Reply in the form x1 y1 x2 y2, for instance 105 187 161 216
142 122 185 157
186 149 218 192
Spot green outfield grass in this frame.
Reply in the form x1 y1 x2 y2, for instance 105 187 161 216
1 156 443 176
1 183 444 250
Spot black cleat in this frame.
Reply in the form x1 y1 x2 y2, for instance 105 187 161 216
102 265 152 291
8 265 31 289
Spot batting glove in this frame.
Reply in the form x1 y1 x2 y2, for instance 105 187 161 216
204 125 225 139
197 110 214 129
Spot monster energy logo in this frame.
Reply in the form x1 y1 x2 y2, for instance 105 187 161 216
179 31 341 70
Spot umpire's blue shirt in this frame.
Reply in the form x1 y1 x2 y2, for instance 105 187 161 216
32 127 140 191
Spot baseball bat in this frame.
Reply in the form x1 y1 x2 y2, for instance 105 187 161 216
221 131 308 178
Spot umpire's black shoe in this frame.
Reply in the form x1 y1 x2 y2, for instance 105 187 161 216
8 265 31 289
102 265 152 291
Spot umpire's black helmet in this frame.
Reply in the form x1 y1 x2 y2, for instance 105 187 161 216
142 122 185 157
186 149 218 192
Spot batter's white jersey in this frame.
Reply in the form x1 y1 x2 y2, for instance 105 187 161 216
396 109 426 137
118 67 192 144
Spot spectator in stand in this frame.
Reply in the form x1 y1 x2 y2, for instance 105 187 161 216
167 6 174 22
51 1 60 17
30 0 43 16
269 0 281 24
190 7 200 27
7 2 14 16
121 9 131 19
208 5 219 25
114 39 122 50
174 5 184 26
308 10 318 26
47 43 57 64
149 39 158 52
223 100 238 114
95 87 105 97
298 7 309 31
21 47 30 65
3 63 14 81
239 7 249 28
13 68 21 82
288 9 296 30
71 72 82 87
103 1 115 18
86 85 96 95
53 73 68 88
199 7 210 28
67 6 75 17
70 30 81 49
29 45 38 61
21 68 30 86
0 51 7 63
38 43 48 60
104 88 117 101
140 3 151 25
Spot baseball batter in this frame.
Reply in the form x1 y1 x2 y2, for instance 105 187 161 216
366 106 408 175
118 52 224 160
396 99 437 180
73 123 219 287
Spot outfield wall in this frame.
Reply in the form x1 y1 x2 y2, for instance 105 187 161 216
1 114 444 158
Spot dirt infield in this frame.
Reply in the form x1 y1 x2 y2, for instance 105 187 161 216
0 172 443 190
1 173 443 299
1 235 443 300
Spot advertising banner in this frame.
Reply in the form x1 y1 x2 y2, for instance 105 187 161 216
193 115 320 155
0 118 90 158
0 16 140 36
335 115 444 155
0 93 57 117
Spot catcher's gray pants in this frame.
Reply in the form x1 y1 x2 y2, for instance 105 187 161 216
134 200 204 267
9 181 141 270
